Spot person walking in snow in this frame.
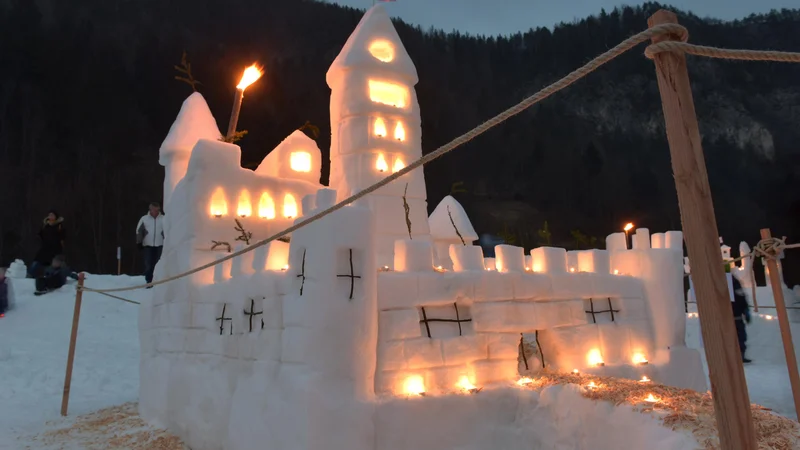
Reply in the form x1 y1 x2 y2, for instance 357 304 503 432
28 210 66 278
136 202 165 286
34 255 79 296
731 274 752 363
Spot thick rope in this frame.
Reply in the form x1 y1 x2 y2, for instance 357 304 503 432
646 41 800 62
86 290 141 305
81 23 688 295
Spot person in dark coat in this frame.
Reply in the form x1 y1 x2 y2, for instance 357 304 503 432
28 210 66 278
0 268 7 317
731 275 752 363
34 255 78 295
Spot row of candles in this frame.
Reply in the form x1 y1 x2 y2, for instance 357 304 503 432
687 311 775 320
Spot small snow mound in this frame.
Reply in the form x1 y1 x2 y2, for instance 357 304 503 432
428 195 478 243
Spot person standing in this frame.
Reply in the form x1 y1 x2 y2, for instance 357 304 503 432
731 274 752 363
28 210 66 278
136 202 165 286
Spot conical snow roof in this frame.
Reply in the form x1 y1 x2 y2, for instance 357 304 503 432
326 4 418 86
429 195 478 243
255 130 320 176
159 92 222 165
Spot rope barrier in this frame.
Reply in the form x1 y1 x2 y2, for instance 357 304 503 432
80 22 800 296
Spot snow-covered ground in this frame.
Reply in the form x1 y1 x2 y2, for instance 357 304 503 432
1 274 799 448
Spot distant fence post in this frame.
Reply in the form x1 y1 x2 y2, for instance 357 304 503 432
647 10 756 450
117 246 122 275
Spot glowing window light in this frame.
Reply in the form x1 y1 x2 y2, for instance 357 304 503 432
283 193 298 219
376 154 389 172
587 349 604 366
632 353 649 365
209 187 228 218
403 375 425 396
258 193 275 219
392 157 405 173
394 122 406 141
290 152 312 172
368 40 395 62
236 190 252 218
368 80 408 109
374 118 387 137
456 375 479 394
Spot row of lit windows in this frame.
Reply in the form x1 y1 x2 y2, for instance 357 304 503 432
376 154 404 173
373 118 405 141
209 187 298 219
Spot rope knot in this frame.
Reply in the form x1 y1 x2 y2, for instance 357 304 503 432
644 23 690 59
753 237 787 261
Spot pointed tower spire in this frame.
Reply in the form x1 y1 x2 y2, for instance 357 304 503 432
160 92 221 212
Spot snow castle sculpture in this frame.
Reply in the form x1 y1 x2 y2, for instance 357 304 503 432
139 6 706 450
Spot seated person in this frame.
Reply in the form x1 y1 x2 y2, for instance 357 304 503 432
34 255 79 296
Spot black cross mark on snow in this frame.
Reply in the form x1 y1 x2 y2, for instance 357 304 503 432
585 298 620 324
216 304 233 335
243 298 263 332
419 303 472 338
336 249 361 300
297 250 307 296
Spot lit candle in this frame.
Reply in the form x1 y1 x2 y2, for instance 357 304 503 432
640 376 651 383
226 64 263 140
644 393 658 403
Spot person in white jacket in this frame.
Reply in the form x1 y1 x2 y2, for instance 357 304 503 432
136 202 165 286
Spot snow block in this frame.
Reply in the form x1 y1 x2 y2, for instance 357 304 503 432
472 301 538 332
394 239 434 272
417 272 474 306
441 335 484 366
550 272 594 298
597 323 632 365
483 332 522 360
472 359 519 385
473 270 515 301
536 300 579 329
577 250 610 274
449 245 485 272
495 245 526 273
606 232 627 251
633 228 650 250
378 340 407 371
403 338 444 370
512 273 552 300
378 272 419 310
380 308 422 340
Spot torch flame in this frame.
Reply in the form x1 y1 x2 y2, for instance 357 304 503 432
624 222 634 232
237 64 263 90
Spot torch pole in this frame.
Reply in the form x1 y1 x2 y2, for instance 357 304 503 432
226 88 244 140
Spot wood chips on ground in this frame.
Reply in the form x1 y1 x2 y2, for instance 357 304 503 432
29 402 183 450
520 370 800 450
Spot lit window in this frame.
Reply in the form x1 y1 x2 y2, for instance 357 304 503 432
237 190 252 218
258 193 275 219
290 151 312 172
283 193 298 218
368 40 395 62
209 187 228 218
392 157 405 173
374 117 387 137
376 154 388 173
368 80 408 108
394 122 405 141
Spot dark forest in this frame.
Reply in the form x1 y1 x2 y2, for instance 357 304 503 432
0 0 798 283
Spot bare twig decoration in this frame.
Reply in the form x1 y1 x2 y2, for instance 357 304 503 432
220 130 248 144
174 51 201 92
211 240 232 252
447 205 466 245
234 219 253 245
402 183 412 239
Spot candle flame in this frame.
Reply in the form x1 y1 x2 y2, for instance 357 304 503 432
237 64 263 90
632 353 648 365
587 349 604 366
394 122 406 141
572 369 579 374
283 193 298 218
237 190 252 218
587 381 597 389
376 154 388 172
392 157 405 173
517 377 533 386
374 118 387 137
456 375 477 392
258 193 275 219
209 187 228 217
640 376 651 383
403 375 426 396
644 393 658 403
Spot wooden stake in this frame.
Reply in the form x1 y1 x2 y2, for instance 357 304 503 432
648 10 757 449
760 228 800 419
61 272 85 416
750 261 759 312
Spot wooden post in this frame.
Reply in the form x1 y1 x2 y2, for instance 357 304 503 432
648 10 757 449
760 228 800 419
61 272 85 416
117 246 122 276
750 261 759 312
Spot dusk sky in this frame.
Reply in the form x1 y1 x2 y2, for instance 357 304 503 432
332 0 797 36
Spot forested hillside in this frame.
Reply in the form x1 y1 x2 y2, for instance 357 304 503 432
0 0 798 282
